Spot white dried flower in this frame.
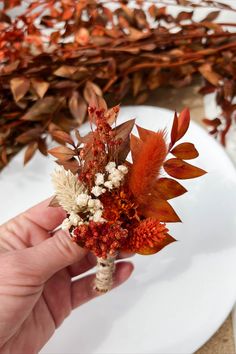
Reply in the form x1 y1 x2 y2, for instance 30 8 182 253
95 173 104 186
105 161 116 173
91 186 105 197
76 193 90 207
51 166 86 213
104 181 113 190
92 209 105 222
112 179 121 188
88 199 95 208
118 165 128 174
69 212 81 226
94 199 103 210
61 218 71 230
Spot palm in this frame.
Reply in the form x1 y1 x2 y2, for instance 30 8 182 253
0 199 132 354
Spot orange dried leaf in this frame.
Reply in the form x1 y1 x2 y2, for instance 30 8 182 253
142 197 181 222
130 134 142 163
48 146 76 161
10 77 30 102
170 111 178 148
51 130 74 145
54 65 77 78
137 234 176 255
136 125 155 141
31 78 49 98
164 158 206 179
176 108 190 141
171 142 199 160
113 119 135 142
154 177 187 200
69 91 87 124
56 158 80 173
24 141 38 165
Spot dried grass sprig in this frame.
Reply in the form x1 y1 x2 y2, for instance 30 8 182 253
51 166 86 213
129 130 167 204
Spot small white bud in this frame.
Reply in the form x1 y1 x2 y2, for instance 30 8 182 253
76 193 90 207
91 186 104 197
61 218 71 230
92 209 103 222
88 199 95 208
95 173 104 186
104 181 113 190
69 212 81 226
118 165 128 174
94 199 103 210
105 161 116 173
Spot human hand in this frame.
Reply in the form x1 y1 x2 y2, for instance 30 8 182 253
0 199 133 354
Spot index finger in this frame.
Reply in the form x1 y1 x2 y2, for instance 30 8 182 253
24 197 66 231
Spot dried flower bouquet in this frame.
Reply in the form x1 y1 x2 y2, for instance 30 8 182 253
49 97 206 292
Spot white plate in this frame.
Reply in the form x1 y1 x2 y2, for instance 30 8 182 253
1 106 236 354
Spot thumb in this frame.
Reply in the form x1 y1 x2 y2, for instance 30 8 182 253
21 230 87 282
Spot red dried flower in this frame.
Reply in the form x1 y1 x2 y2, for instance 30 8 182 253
126 218 175 255
72 221 128 258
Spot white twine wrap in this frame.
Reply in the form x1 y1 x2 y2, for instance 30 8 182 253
95 254 116 293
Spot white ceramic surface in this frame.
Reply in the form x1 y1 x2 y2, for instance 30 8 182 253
1 106 236 354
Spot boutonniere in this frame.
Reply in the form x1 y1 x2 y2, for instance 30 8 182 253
49 98 206 292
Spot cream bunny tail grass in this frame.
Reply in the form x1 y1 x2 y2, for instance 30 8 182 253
51 166 86 213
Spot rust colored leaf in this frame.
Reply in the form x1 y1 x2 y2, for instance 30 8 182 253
10 77 30 102
130 134 142 163
171 142 199 159
136 125 155 141
48 146 76 161
83 81 103 104
69 91 87 124
56 158 80 174
24 142 38 165
113 119 135 144
176 11 193 22
37 138 48 156
51 130 74 145
142 197 181 222
201 11 220 22
137 234 176 255
164 158 206 179
105 105 120 125
170 111 178 148
154 177 187 200
203 118 221 127
54 66 77 78
1 148 8 165
21 97 63 121
16 128 42 144
31 79 49 98
176 108 190 141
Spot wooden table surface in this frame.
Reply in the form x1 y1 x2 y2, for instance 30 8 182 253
125 79 236 354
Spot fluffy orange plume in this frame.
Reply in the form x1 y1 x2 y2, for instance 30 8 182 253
129 130 167 204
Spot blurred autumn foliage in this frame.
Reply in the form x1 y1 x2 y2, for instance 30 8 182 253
0 0 236 169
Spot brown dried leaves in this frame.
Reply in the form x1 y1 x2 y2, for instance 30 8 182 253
0 0 235 168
